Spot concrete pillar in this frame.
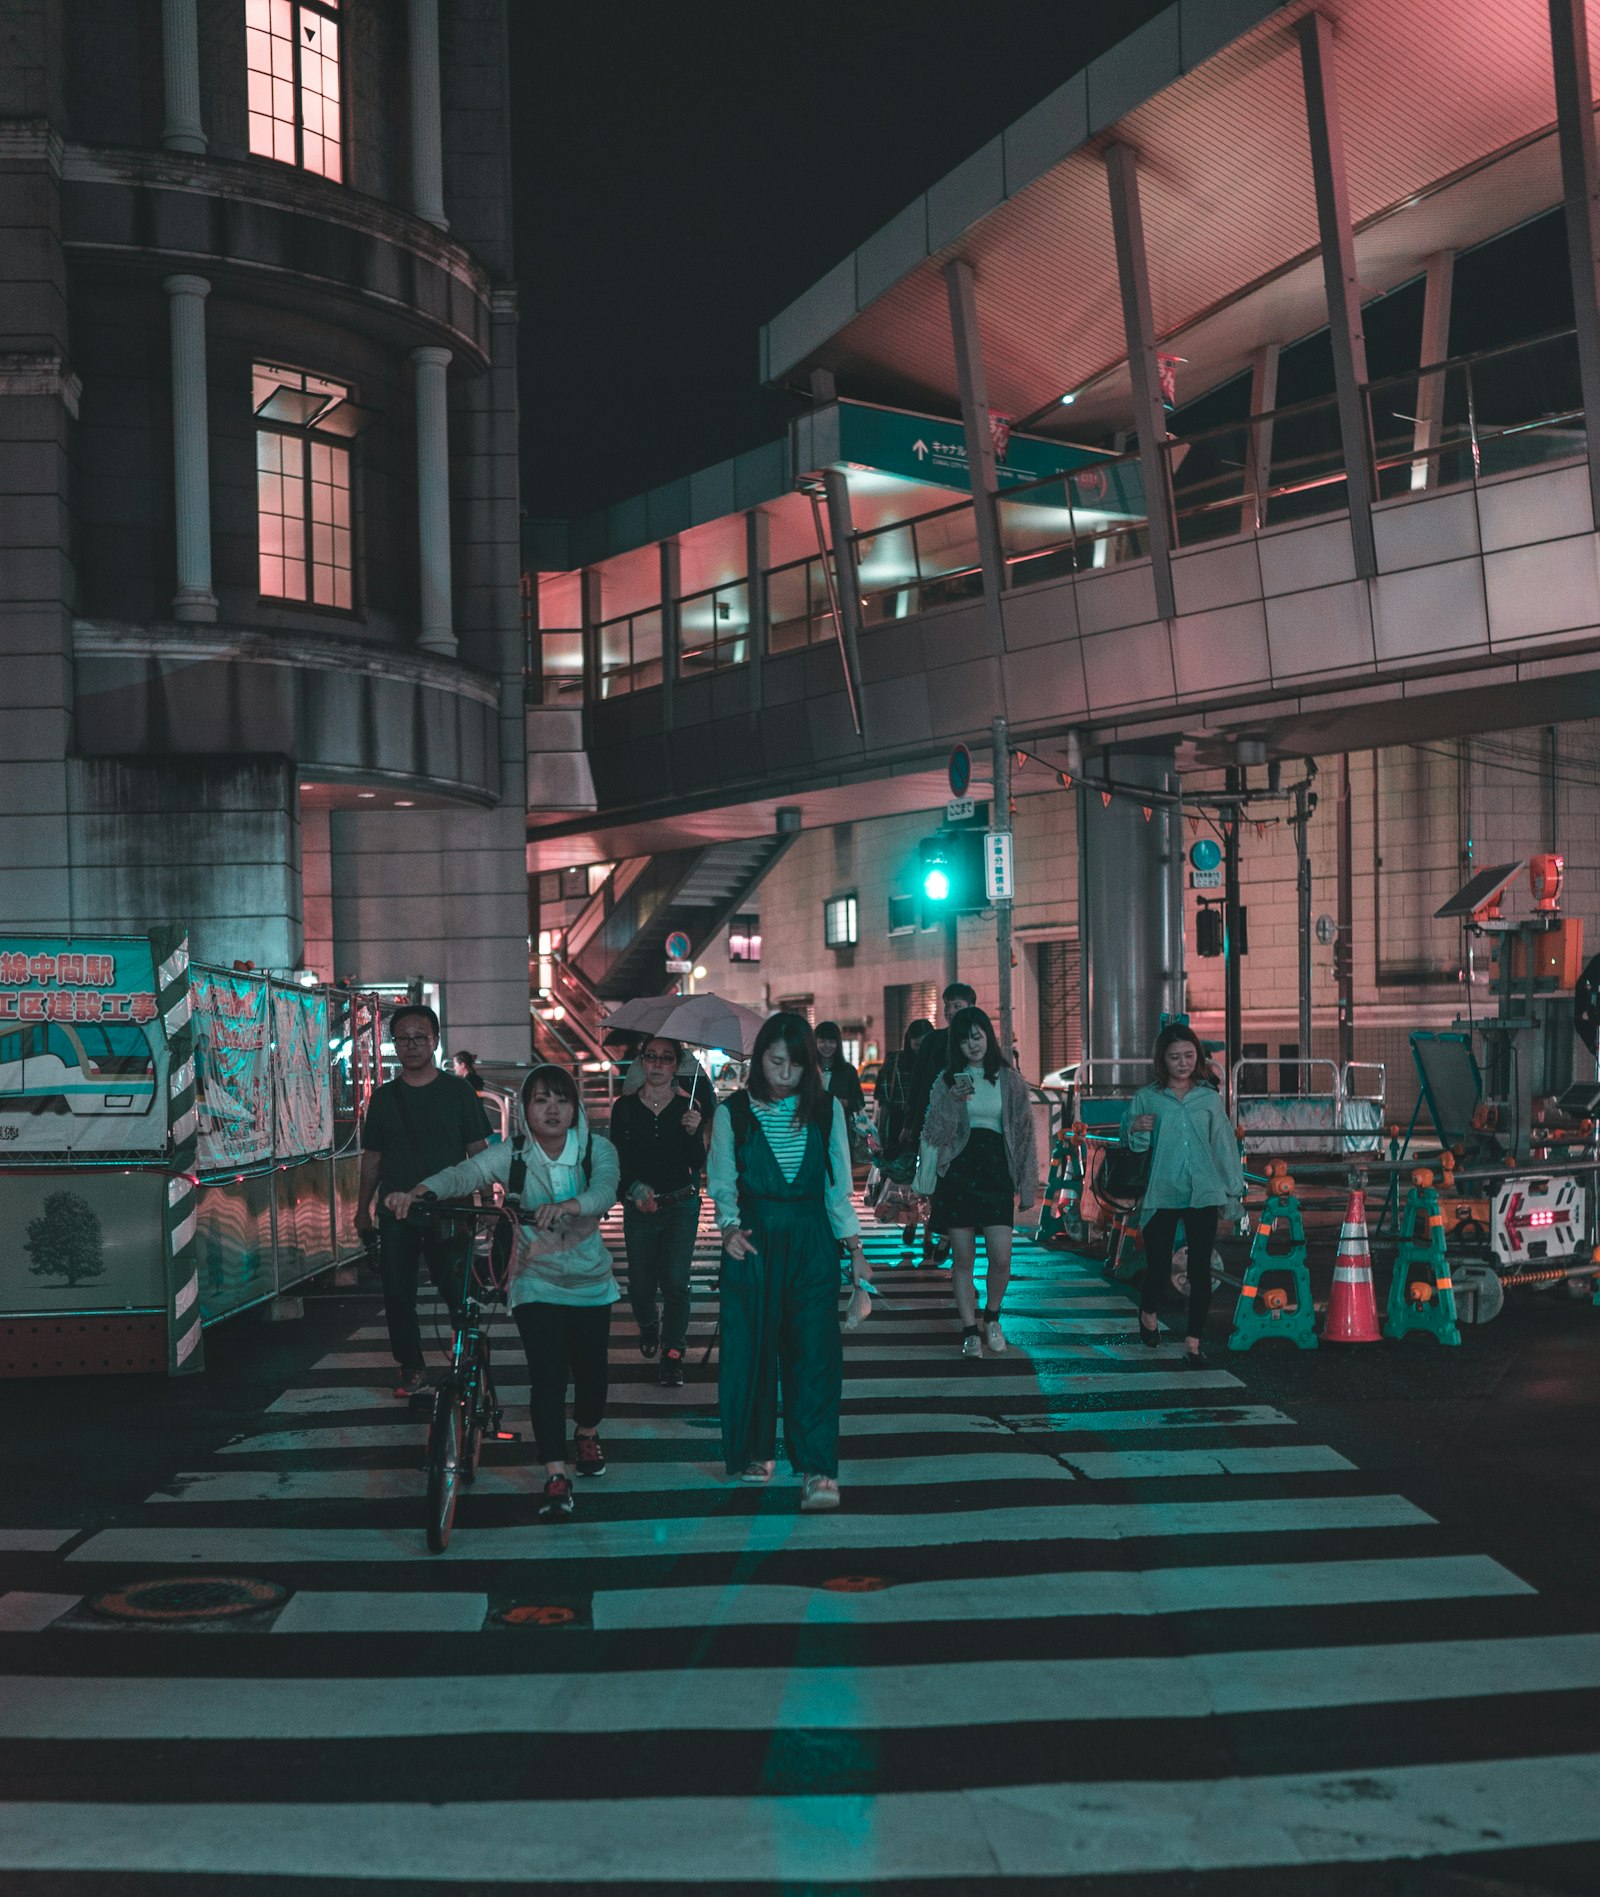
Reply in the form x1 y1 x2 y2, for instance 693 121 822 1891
411 345 455 656
161 0 207 154
1077 745 1179 1072
1103 143 1178 621
745 507 769 710
1410 250 1455 490
163 274 217 623
944 258 1008 650
1297 12 1378 577
659 537 680 729
407 0 449 229
1244 342 1281 530
1549 0 1600 528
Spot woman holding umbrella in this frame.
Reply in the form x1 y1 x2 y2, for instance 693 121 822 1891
707 1011 871 1511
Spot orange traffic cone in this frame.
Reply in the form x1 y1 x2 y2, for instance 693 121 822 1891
1325 1186 1382 1343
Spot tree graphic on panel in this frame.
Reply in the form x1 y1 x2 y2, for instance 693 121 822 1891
25 1191 107 1288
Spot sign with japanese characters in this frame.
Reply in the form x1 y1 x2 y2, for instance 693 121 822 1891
835 400 1128 500
191 968 272 1170
0 938 167 1157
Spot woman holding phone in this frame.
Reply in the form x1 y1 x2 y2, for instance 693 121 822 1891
1120 1023 1243 1364
919 1006 1037 1357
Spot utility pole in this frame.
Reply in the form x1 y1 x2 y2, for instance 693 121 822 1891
1337 752 1355 1069
1223 766 1243 1104
992 715 1015 1064
1292 770 1314 1069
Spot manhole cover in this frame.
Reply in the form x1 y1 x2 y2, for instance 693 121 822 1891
90 1576 287 1622
820 1575 892 1593
498 1603 577 1627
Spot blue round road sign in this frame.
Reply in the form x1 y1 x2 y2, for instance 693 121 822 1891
664 931 691 961
1189 838 1222 872
948 745 972 797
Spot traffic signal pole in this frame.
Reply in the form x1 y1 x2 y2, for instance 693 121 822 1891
992 715 1014 1063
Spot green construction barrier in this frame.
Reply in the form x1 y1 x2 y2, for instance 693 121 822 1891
1229 1179 1317 1352
1383 1172 1461 1346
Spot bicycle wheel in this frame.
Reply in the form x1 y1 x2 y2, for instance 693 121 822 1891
461 1365 485 1487
425 1384 464 1553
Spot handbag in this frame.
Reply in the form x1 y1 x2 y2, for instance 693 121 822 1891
1098 1138 1152 1203
873 1176 929 1223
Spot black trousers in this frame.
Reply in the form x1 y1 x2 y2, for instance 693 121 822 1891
376 1214 469 1372
623 1197 700 1352
1140 1206 1221 1337
512 1301 611 1464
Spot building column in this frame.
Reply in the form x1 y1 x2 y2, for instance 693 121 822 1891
411 345 455 656
944 258 1007 651
161 0 206 154
659 537 680 730
1077 745 1179 1068
407 0 449 230
1410 250 1456 491
1297 12 1378 576
1548 0 1600 527
163 273 217 623
1244 341 1281 530
1103 143 1178 621
745 507 769 711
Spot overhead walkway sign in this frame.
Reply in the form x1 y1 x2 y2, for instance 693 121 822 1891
834 399 1116 496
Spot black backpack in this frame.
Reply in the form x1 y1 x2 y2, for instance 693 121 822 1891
490 1125 596 1278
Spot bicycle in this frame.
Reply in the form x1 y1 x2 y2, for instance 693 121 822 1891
406 1200 521 1553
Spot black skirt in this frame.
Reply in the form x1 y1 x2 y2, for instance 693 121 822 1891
930 1128 1015 1233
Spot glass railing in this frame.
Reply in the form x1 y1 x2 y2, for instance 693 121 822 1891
678 578 751 678
853 499 984 623
597 606 663 699
1158 391 1348 547
1367 328 1584 499
767 554 838 654
525 626 584 707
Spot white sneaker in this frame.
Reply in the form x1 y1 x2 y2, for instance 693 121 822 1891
983 1317 1007 1354
961 1328 982 1357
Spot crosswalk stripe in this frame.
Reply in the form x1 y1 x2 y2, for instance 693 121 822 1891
64 1495 1434 1568
1060 1445 1353 1479
7 1634 1598 1739
0 1593 83 1633
216 1412 1027 1455
148 1453 1078 1504
310 1335 1161 1371
267 1367 1245 1415
0 1531 75 1553
7 1755 1596 1881
270 1592 489 1635
591 1554 1535 1628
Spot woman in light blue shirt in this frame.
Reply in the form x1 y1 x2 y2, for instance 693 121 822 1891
706 1012 871 1511
1119 1023 1244 1365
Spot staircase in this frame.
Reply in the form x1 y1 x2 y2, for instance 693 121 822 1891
570 833 798 1000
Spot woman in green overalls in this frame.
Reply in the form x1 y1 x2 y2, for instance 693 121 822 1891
706 1012 872 1511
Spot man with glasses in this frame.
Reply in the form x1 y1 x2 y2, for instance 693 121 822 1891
356 1005 492 1397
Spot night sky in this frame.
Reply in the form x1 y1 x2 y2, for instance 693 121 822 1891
509 1 1170 523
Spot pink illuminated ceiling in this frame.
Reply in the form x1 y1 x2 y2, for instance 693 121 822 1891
791 0 1598 437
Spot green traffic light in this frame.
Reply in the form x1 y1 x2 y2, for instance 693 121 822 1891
924 867 951 902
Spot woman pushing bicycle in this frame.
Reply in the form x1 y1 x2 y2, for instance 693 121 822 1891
386 1064 620 1522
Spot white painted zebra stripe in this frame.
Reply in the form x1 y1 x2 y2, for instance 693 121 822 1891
65 1495 1433 1568
346 1311 1139 1343
0 1531 76 1553
0 1592 81 1633
1001 1406 1295 1434
592 1553 1534 1629
271 1591 488 1635
310 1338 1160 1372
218 1412 1017 1455
267 1367 1245 1416
1062 1446 1354 1479
7 1633 1595 1740
8 1754 1596 1881
149 1453 1075 1505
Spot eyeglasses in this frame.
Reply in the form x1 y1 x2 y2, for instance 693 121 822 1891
641 1053 677 1065
393 1033 433 1046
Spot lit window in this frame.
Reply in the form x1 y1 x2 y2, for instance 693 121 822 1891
246 0 343 181
823 895 858 950
887 894 916 936
728 913 761 964
255 363 355 609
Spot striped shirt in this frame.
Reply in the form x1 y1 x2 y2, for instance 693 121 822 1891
706 1093 862 1241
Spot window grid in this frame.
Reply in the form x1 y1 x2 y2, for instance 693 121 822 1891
824 895 858 949
255 363 355 610
246 0 343 181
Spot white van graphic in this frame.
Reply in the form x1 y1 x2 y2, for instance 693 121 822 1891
0 1021 158 1117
